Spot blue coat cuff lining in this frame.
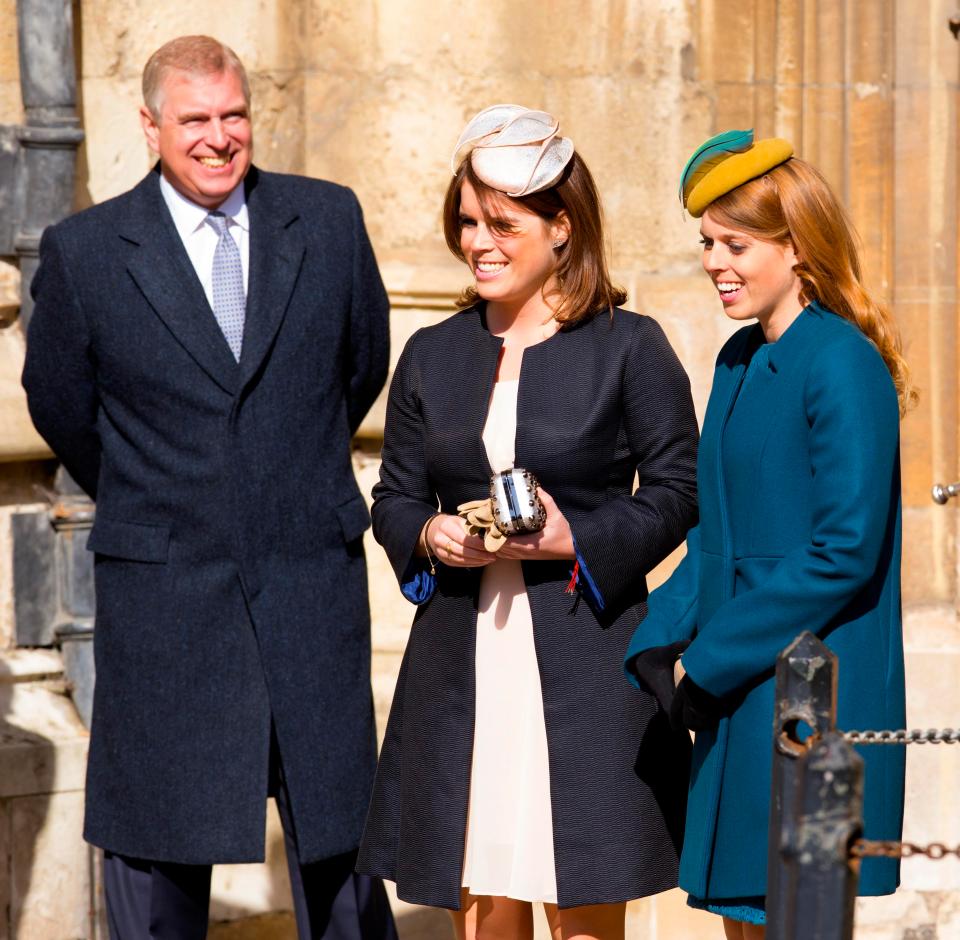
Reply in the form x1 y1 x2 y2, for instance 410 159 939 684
572 541 604 611
401 562 436 604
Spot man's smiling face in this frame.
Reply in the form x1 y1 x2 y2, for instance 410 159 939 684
140 67 252 209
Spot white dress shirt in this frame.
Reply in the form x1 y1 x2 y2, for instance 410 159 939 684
159 174 250 308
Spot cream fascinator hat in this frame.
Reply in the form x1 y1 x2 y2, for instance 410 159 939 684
451 104 575 197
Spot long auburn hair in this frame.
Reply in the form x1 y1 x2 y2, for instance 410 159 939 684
442 153 626 326
706 158 916 415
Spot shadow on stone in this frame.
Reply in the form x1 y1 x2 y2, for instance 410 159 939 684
0 658 55 938
392 902 455 940
207 904 453 940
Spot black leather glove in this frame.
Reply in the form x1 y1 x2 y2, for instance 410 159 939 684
626 640 689 715
670 674 726 732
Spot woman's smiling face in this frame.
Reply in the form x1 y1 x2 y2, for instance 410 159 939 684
458 180 567 312
700 209 803 341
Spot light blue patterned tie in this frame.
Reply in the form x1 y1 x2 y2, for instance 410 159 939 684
206 211 245 361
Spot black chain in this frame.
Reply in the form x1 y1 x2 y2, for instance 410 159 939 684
843 731 959 862
851 839 960 860
842 728 960 745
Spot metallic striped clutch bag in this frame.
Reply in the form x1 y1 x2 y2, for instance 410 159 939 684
489 468 547 537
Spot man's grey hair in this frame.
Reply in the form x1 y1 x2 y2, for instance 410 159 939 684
142 35 251 120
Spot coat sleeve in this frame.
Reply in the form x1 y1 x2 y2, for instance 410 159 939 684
345 191 390 434
623 523 702 697
567 315 699 615
681 336 901 699
370 329 439 604
22 224 102 499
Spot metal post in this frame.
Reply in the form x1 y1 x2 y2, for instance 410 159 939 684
16 0 84 327
0 0 84 326
782 733 863 940
11 466 96 726
766 632 839 938
5 0 94 725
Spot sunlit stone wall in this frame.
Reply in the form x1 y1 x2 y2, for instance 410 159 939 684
0 1 956 936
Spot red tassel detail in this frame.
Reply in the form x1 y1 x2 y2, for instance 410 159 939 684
565 560 580 594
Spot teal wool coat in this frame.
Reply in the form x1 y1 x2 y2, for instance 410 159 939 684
625 302 905 901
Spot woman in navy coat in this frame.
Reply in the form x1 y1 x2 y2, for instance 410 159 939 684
625 132 914 937
358 106 699 939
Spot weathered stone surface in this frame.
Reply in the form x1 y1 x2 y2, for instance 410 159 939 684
0 647 61 680
0 0 17 84
10 790 88 939
644 888 717 938
0 2 956 937
0 683 88 798
0 799 9 940
899 651 960 892
903 602 960 652
0 262 19 325
0 326 50 463
10 508 57 646
75 75 152 205
77 1 305 82
939 891 960 939
0 80 21 125
0 471 52 508
0 509 11 650
208 912 296 939
854 890 936 937
902 505 957 606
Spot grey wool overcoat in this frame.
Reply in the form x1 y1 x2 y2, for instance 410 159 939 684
356 304 700 909
22 166 389 865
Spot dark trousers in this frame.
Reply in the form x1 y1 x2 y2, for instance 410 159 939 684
103 733 397 940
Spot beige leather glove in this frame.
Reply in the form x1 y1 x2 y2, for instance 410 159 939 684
457 498 507 553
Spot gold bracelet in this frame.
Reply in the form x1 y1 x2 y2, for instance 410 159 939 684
421 514 441 575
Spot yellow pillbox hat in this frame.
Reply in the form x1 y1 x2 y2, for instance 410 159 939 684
680 130 794 218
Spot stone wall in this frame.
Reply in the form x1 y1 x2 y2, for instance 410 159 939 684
0 1 957 937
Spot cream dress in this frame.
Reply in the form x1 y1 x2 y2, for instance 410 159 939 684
460 378 558 903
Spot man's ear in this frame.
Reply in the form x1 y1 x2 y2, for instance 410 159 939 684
139 105 161 155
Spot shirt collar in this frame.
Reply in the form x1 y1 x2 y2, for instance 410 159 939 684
159 173 250 239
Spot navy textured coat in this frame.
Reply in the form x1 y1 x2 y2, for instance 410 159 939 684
357 305 700 909
22 166 389 865
625 303 905 901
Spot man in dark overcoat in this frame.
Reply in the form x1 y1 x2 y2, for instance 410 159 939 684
21 34 397 940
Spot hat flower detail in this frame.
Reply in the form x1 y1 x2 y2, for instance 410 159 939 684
451 104 575 198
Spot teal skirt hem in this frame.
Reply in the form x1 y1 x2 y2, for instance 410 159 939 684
686 894 766 925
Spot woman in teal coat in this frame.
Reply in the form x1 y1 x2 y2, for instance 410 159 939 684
625 131 915 938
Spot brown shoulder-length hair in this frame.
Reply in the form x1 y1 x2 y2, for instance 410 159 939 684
442 153 626 326
706 158 917 415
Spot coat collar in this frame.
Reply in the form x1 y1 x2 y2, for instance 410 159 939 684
118 166 305 395
765 300 834 373
446 303 602 473
708 301 832 432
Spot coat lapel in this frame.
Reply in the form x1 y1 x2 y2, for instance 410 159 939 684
239 169 306 388
697 325 758 545
455 305 504 477
120 171 239 395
